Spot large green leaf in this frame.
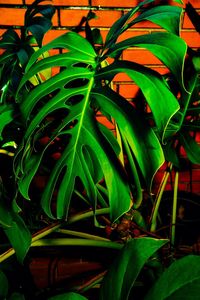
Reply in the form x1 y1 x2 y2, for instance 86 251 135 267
104 1 182 48
3 213 31 263
145 255 200 300
99 237 168 300
104 32 187 89
104 0 154 47
96 61 180 141
131 5 182 36
0 105 13 139
15 34 131 222
92 86 164 190
49 292 88 300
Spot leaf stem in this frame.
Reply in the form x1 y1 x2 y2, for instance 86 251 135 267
0 222 62 263
67 208 110 224
171 171 179 247
150 163 172 232
31 238 123 250
57 229 110 242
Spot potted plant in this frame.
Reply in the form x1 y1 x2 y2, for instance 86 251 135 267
0 0 200 299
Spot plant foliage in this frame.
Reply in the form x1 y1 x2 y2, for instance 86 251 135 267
13 0 187 225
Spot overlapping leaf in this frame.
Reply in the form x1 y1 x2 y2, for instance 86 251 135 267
14 1 187 222
100 237 168 300
145 255 200 300
95 61 180 142
104 33 187 90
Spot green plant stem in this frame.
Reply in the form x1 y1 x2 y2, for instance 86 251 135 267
31 238 123 250
77 270 107 293
150 163 173 232
74 189 90 205
57 229 110 241
0 222 62 263
171 171 179 247
67 208 110 224
0 149 14 156
32 222 62 242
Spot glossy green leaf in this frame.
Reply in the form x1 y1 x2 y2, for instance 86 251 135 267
96 61 180 141
22 31 97 74
16 74 131 222
132 5 183 35
0 28 20 49
99 238 168 300
49 292 88 300
0 105 13 139
3 214 31 263
0 201 13 227
145 255 200 300
92 86 164 190
179 132 200 164
105 32 187 89
104 0 154 47
0 270 8 299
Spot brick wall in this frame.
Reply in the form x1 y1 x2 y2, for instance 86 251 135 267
0 0 199 195
0 0 199 97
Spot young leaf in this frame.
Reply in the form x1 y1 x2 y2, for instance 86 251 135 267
145 255 200 300
99 238 168 300
3 213 31 263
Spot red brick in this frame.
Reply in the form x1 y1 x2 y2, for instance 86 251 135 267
48 0 88 5
0 7 58 26
123 49 162 65
91 0 138 8
0 0 23 3
192 182 200 194
191 169 200 182
123 11 160 29
25 0 54 4
96 115 115 130
182 13 195 29
25 0 89 4
114 72 133 82
0 8 25 26
181 31 200 48
0 29 6 36
117 29 150 42
151 66 169 75
42 29 68 45
87 9 123 27
60 9 122 27
119 83 140 99
60 9 89 27
183 0 200 8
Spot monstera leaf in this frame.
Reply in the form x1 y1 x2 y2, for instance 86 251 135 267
14 1 186 222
